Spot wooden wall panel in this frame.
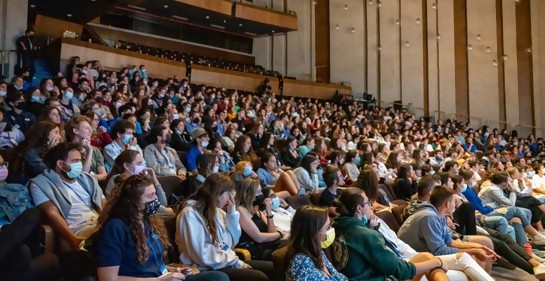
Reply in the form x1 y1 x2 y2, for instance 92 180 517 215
366 1 379 99
437 0 456 119
453 0 469 121
531 0 545 136
34 15 83 39
516 0 535 136
426 0 439 118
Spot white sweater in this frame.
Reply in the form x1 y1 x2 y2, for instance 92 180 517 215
176 200 243 270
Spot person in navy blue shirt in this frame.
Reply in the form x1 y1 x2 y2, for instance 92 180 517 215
186 128 210 175
95 174 228 281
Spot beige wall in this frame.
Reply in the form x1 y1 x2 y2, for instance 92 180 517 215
322 0 543 134
0 0 28 78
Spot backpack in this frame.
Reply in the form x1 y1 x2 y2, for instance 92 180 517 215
330 234 349 271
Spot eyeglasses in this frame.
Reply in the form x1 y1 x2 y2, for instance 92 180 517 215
362 200 373 207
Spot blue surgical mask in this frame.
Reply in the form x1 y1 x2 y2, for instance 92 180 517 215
63 162 83 179
355 156 361 165
201 140 209 148
64 91 74 100
122 133 133 145
529 171 536 177
470 181 477 188
361 213 369 226
271 197 280 211
461 183 468 193
244 166 252 177
31 95 44 104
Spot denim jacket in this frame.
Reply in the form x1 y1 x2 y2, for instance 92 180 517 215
0 182 33 226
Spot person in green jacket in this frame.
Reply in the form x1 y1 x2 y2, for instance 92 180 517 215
332 187 448 281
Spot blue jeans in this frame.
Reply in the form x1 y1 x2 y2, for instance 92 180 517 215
487 206 531 226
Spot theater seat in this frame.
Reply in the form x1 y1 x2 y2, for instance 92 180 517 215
157 176 184 205
309 192 322 206
285 195 311 210
391 204 407 226
272 246 289 281
375 210 400 233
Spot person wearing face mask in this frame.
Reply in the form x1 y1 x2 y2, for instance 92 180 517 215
282 136 302 168
24 87 45 116
176 173 273 281
169 119 192 152
16 29 36 80
0 108 24 148
285 205 347 281
235 178 289 261
59 87 80 119
186 128 210 175
335 187 479 281
95 174 228 281
342 150 361 182
104 120 143 171
4 90 36 132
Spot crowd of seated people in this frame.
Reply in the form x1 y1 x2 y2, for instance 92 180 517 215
5 53 545 281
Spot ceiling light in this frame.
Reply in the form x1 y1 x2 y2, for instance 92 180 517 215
67 13 72 17
344 5 348 10
271 30 275 33
239 23 243 27
223 20 227 23
30 4 36 7
164 5 168 8
205 16 210 19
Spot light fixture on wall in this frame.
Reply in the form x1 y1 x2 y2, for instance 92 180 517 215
312 0 317 5
526 47 532 54
486 46 491 53
416 18 421 24
377 45 383 52
377 1 382 8
492 60 498 66
351 28 356 33
368 0 374 5
432 2 437 9
335 24 340 30
502 55 508 61
405 41 411 47
344 4 348 10
476 34 482 40
395 19 400 25
515 0 521 4
467 44 473 51
436 34 441 40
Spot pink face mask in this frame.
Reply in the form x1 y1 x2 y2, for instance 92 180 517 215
0 166 8 181
130 164 146 175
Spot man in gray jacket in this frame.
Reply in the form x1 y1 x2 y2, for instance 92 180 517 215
29 142 104 251
398 186 497 269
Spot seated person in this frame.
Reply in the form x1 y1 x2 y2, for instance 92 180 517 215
104 119 142 171
29 142 104 250
95 174 228 281
186 128 209 175
392 164 418 201
286 206 347 281
319 165 344 217
355 166 395 211
8 121 62 184
398 186 499 272
65 115 107 181
235 178 288 260
143 125 187 178
257 152 300 196
232 135 258 164
175 173 273 281
281 136 302 168
4 89 36 131
0 108 24 148
342 150 361 182
169 119 192 152
211 139 235 173
292 154 321 194
104 150 171 213
182 153 218 198
334 187 488 281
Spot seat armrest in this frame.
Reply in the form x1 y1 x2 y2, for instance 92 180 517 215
41 224 55 254
234 248 251 261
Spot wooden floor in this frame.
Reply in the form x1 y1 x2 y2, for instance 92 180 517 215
492 266 539 281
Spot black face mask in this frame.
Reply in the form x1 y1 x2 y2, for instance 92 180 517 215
253 194 265 207
95 97 103 103
193 118 200 124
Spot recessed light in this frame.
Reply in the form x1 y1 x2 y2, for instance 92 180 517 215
30 4 36 7
67 13 72 17
164 4 168 8
223 20 227 23
272 30 275 33
205 16 210 19
239 23 243 26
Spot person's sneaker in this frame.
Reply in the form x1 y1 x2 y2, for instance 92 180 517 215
534 264 545 279
533 234 545 246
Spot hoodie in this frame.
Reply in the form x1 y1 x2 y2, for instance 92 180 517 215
397 203 459 256
333 216 416 281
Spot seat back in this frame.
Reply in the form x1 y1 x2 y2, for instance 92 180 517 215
177 151 188 168
285 195 311 210
309 192 322 206
391 204 407 226
163 216 180 264
272 246 289 281
378 184 395 202
375 210 400 233
157 176 184 205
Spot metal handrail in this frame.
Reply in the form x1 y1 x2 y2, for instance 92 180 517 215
6 50 17 76
484 119 512 130
0 50 4 77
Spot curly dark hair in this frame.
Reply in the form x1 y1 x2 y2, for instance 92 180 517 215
97 174 169 263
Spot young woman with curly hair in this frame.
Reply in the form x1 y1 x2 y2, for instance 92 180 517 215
95 174 228 281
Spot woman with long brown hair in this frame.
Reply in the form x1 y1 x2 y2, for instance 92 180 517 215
8 121 62 184
286 205 346 281
95 175 228 281
176 173 273 281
